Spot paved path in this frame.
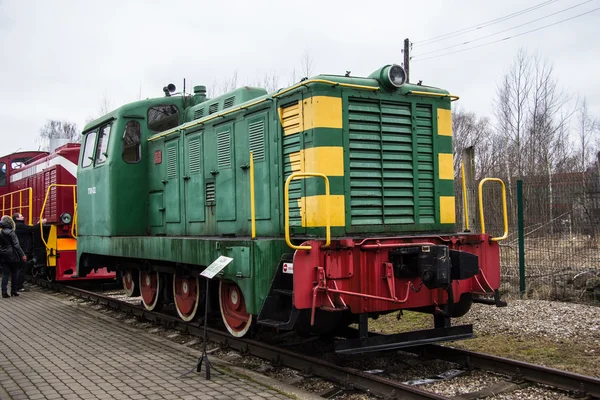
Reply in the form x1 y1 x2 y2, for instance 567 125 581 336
0 288 296 400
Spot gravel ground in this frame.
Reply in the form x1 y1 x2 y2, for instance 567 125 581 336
456 299 600 343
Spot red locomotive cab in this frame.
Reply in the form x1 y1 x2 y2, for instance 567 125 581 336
0 144 115 282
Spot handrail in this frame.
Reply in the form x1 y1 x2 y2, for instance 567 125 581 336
39 184 78 250
407 90 460 101
0 188 33 223
478 178 508 241
249 152 256 239
461 161 470 232
284 172 331 251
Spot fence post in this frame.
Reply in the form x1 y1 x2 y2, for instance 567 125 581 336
517 180 526 298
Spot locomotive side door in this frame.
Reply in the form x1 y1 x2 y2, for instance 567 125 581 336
183 129 205 235
164 137 182 233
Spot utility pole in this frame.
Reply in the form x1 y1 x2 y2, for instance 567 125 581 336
403 38 410 83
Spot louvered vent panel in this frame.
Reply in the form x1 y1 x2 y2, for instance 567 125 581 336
193 108 204 120
283 130 303 227
206 181 215 203
347 98 415 226
248 120 265 161
217 130 231 169
280 102 301 135
223 96 235 109
167 146 177 179
188 137 201 175
415 104 435 224
209 103 219 115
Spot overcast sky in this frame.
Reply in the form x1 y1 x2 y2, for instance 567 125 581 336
0 0 598 154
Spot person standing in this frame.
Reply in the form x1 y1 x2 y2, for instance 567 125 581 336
12 213 40 291
0 215 26 298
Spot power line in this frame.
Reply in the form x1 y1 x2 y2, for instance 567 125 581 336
412 7 600 62
413 0 594 59
415 0 559 46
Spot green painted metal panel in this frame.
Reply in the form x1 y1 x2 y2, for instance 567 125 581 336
215 123 236 222
184 131 205 224
165 139 181 223
148 192 164 228
415 104 436 225
246 113 271 220
222 246 250 278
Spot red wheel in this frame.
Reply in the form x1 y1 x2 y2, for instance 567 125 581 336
173 273 201 322
122 269 140 297
140 271 162 311
219 281 253 337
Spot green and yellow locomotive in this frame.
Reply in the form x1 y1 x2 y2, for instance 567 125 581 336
77 64 504 350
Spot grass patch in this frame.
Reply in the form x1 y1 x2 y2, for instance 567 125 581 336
369 311 433 333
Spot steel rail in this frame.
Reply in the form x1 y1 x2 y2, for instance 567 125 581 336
36 281 447 400
407 344 600 398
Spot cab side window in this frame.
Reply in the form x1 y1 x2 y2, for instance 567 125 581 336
82 130 97 168
123 121 141 163
148 105 179 133
0 162 6 186
95 124 111 165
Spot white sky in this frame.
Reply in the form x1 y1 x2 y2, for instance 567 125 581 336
0 0 598 154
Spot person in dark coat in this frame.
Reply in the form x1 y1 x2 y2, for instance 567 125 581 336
12 213 38 292
0 215 26 297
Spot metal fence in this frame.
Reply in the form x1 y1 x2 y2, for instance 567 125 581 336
455 171 600 302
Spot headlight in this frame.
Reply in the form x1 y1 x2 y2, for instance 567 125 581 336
387 64 407 88
60 212 72 224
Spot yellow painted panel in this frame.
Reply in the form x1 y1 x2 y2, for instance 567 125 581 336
438 153 454 180
279 101 303 136
303 96 342 130
300 195 345 227
57 238 77 251
304 147 344 176
440 196 456 224
288 151 305 173
438 108 452 136
46 225 57 267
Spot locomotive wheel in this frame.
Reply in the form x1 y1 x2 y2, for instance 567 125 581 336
140 271 163 311
46 267 55 282
219 281 253 337
173 273 201 322
122 269 140 297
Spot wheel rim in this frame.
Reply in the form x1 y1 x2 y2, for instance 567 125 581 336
140 271 161 310
122 270 137 297
31 267 39 278
46 268 55 282
219 281 252 337
173 273 200 322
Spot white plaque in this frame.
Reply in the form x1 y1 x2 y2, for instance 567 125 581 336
200 256 234 279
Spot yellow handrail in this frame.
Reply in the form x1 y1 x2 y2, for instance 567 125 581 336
284 172 331 251
39 184 78 250
461 161 469 232
249 152 256 239
478 178 508 241
407 90 460 101
0 188 33 223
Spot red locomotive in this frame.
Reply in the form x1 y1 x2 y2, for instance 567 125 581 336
0 143 115 281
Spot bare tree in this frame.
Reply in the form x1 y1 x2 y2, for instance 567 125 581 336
452 106 495 178
99 92 113 116
577 97 597 171
300 50 313 78
38 120 80 150
253 71 280 93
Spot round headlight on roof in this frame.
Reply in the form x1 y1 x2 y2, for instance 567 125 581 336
60 212 72 224
387 64 407 88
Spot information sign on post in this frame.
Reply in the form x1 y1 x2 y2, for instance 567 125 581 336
200 255 233 279
182 255 234 380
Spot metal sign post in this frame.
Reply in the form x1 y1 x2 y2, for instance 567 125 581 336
181 256 233 380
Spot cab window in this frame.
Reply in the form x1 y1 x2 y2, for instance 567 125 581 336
0 162 6 186
148 105 179 133
95 124 111 165
123 121 141 163
81 131 97 168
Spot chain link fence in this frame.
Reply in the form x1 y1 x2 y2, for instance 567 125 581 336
455 171 600 302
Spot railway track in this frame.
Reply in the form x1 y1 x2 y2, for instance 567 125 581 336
34 280 600 400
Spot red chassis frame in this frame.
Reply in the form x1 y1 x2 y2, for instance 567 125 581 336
292 234 500 325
